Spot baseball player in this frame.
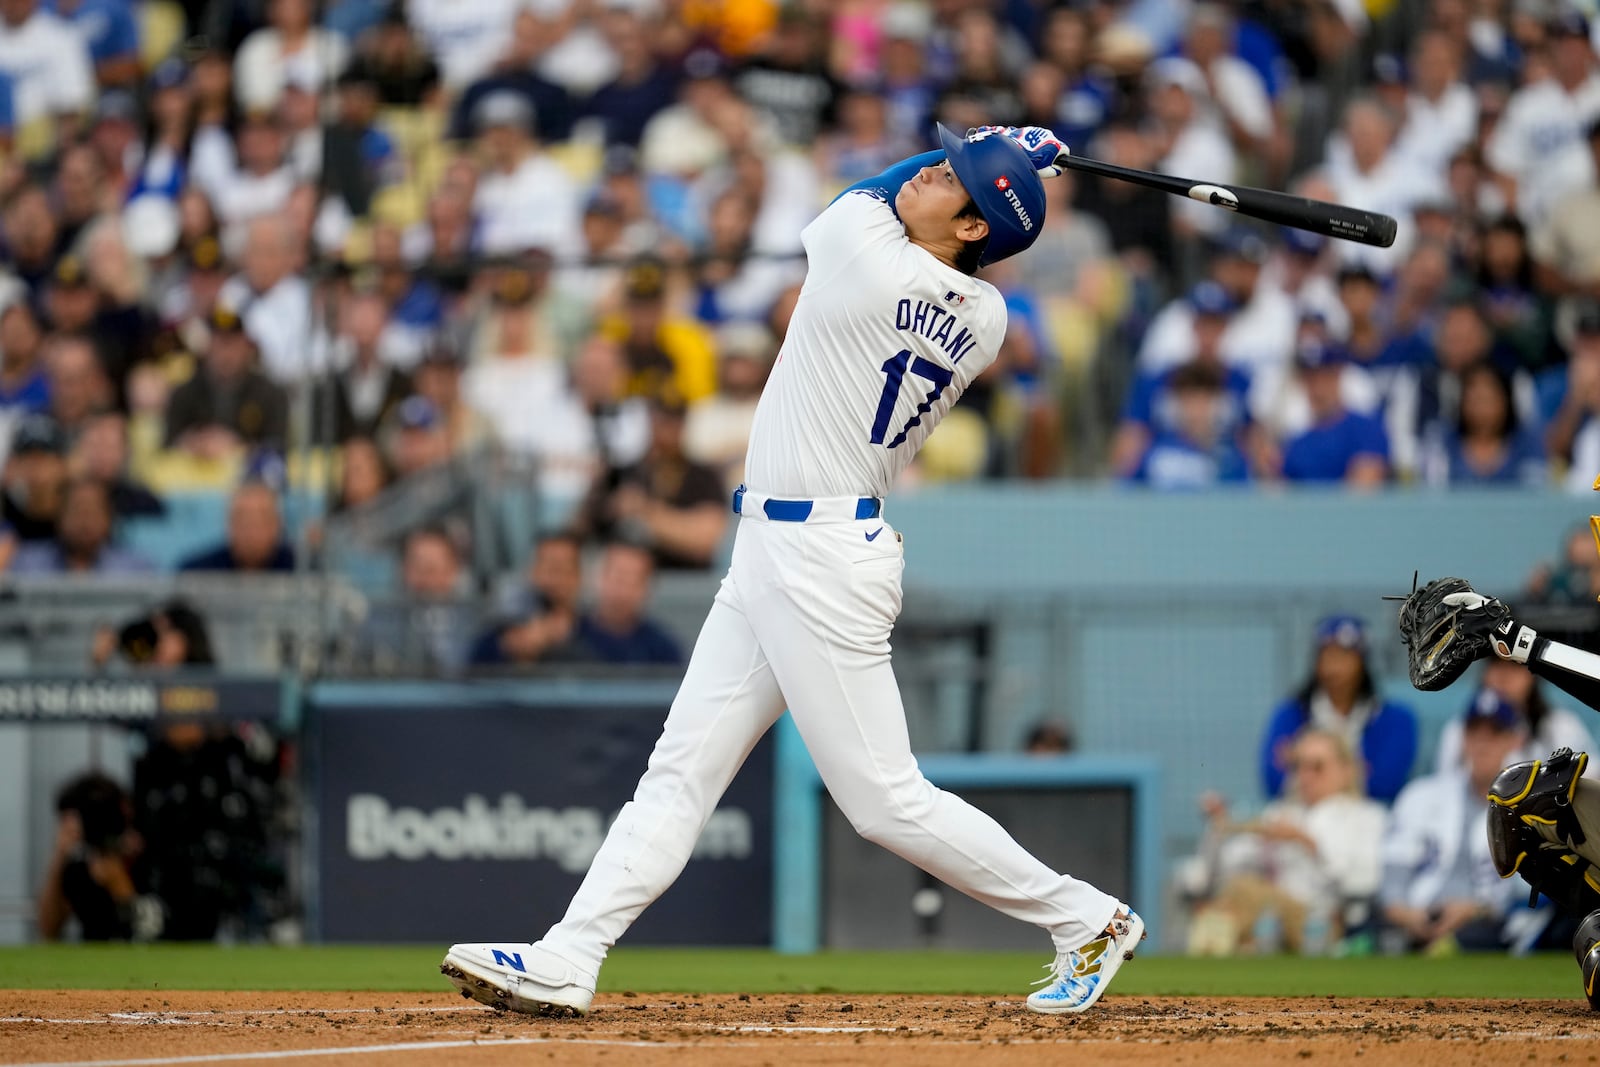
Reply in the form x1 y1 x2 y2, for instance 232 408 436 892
440 124 1143 1017
1395 576 1600 1003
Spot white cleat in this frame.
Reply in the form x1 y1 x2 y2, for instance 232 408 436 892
439 942 595 1016
1025 907 1145 1015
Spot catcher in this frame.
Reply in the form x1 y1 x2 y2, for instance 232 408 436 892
1396 576 1600 1004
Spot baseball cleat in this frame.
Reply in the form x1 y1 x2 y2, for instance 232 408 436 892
1574 910 1600 1010
1026 907 1145 1015
440 942 595 1016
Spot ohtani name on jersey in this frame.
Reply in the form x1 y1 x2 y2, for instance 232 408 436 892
894 299 981 364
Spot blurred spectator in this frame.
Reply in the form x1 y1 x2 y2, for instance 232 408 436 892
1525 524 1600 606
692 187 805 326
1113 281 1252 479
1326 95 1445 276
1486 10 1600 229
163 305 289 458
234 0 350 113
1418 362 1546 486
1396 30 1477 176
331 435 389 514
1248 311 1382 446
37 771 138 940
346 6 439 107
1391 301 1538 481
220 218 312 385
1181 3 1275 163
51 145 108 256
1549 306 1600 489
1530 118 1600 336
815 86 906 191
134 61 193 200
1 414 68 541
43 333 110 445
469 530 584 667
384 394 454 477
1436 658 1600 779
602 257 717 404
321 69 397 219
0 301 49 415
51 0 139 89
1381 689 1533 953
448 9 577 144
1275 339 1390 486
311 283 412 445
575 389 728 571
406 0 523 90
1140 228 1294 374
684 322 772 494
1184 729 1386 955
733 7 838 148
1124 361 1252 489
1147 57 1237 240
69 412 164 518
359 526 475 674
1024 720 1075 755
588 4 677 147
569 539 683 665
470 90 582 258
93 599 215 670
11 477 151 574
1260 615 1418 804
179 480 295 572
407 342 481 453
0 0 93 139
1072 122 1175 285
205 111 297 231
4 183 59 295
1476 215 1554 372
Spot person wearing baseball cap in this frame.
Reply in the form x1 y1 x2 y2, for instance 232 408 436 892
1278 337 1390 486
1111 281 1252 478
1259 613 1419 804
1380 687 1529 954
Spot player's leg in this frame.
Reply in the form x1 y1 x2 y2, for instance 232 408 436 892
739 519 1137 1012
442 571 786 1014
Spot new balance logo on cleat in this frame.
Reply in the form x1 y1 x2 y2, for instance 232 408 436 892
491 950 526 973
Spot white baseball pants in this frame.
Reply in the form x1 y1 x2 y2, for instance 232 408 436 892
541 508 1120 975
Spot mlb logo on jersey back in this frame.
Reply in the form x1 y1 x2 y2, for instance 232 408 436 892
994 176 1011 191
944 291 965 305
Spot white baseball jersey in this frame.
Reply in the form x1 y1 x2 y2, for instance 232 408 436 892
742 190 1008 499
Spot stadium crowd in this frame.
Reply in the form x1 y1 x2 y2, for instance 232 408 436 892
0 0 1595 590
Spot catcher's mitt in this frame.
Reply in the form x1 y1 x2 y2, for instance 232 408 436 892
1393 575 1510 691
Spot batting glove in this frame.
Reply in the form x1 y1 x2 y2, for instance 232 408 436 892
971 125 1072 179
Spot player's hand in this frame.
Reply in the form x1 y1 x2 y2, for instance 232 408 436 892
970 125 1071 178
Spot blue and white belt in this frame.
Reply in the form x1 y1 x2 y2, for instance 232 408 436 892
732 485 882 524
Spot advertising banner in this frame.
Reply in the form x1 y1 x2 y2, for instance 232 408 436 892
313 697 772 944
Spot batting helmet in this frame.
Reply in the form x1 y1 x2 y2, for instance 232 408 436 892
936 123 1047 267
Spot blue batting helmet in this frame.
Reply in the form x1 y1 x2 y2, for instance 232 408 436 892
936 124 1047 267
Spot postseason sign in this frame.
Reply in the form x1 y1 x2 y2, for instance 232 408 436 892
0 676 285 723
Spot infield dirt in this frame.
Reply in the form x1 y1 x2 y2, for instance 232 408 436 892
3 990 1598 1065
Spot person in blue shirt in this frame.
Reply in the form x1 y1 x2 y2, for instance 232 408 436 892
1280 338 1390 486
1424 361 1547 486
570 540 683 666
1125 361 1251 489
1112 280 1252 477
1261 615 1418 804
49 0 139 88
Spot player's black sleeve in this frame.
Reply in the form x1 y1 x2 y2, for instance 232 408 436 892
1528 636 1600 713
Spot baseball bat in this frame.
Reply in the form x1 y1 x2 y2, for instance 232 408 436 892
1055 153 1398 249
